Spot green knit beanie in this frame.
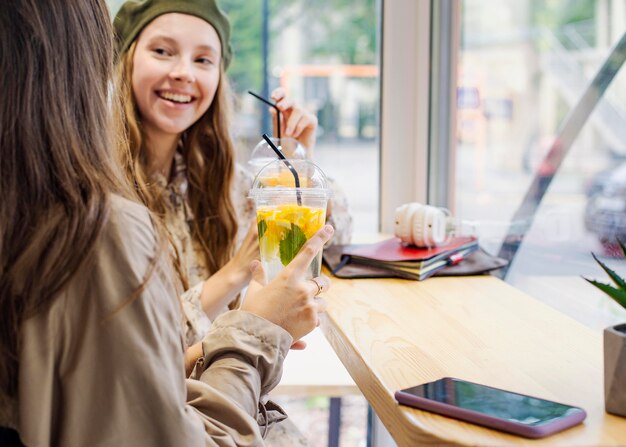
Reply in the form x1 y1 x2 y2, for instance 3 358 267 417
113 0 232 69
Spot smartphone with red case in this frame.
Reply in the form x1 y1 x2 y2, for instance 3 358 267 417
394 377 586 439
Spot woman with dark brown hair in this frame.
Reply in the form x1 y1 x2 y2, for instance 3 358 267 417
0 0 331 445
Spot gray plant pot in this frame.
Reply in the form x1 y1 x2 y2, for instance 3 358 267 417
604 323 626 417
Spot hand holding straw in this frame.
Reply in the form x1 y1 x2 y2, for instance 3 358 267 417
262 133 302 206
248 90 281 141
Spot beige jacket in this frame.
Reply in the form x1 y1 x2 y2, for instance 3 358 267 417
1 196 292 446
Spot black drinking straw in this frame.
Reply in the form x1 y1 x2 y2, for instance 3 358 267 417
248 90 281 141
262 133 302 206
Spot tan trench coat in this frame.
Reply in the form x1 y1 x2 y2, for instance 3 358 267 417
0 196 292 446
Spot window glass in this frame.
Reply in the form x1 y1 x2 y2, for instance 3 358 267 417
222 0 381 234
457 0 626 328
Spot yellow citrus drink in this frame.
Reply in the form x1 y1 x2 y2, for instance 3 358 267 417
249 159 331 280
256 204 326 280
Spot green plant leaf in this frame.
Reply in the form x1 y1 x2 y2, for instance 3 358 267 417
279 224 307 266
591 252 626 292
583 277 626 310
258 220 267 239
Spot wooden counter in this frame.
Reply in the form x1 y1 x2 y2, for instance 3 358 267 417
320 274 626 446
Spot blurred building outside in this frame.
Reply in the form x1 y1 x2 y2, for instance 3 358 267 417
456 0 626 330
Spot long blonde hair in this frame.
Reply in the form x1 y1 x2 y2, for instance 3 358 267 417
0 0 129 396
116 42 238 281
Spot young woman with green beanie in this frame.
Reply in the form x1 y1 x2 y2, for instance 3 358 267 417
0 0 332 445
111 1 350 444
112 0 351 354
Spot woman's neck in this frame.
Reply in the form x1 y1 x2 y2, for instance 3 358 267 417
144 128 180 180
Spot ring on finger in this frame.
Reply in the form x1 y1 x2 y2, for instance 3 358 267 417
311 277 325 295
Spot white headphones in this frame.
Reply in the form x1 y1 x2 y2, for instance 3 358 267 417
394 202 450 247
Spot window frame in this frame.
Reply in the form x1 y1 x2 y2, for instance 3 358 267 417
379 0 460 232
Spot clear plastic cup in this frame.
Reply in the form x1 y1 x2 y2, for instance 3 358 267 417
247 137 306 176
249 159 331 281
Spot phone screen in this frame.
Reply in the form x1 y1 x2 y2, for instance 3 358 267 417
401 378 583 426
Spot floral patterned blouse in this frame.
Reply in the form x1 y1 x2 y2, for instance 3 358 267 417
157 151 353 346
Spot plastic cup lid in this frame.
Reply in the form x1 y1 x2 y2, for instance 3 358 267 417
248 137 306 176
249 159 331 199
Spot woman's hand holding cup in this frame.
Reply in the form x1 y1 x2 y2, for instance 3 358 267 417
241 225 333 345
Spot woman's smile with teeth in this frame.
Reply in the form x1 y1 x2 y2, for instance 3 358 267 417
158 91 193 104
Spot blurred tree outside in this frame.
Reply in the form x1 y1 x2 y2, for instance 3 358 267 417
221 0 264 93
271 0 377 65
223 0 378 141
223 0 377 87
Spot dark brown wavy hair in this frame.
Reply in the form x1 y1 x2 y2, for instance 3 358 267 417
116 42 238 283
0 0 129 396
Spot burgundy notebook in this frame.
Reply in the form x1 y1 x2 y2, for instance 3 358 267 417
343 236 477 263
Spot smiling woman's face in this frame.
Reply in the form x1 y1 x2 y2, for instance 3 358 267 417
131 13 221 139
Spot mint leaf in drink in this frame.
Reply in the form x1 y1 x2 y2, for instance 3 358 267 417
279 223 307 266
258 219 267 239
